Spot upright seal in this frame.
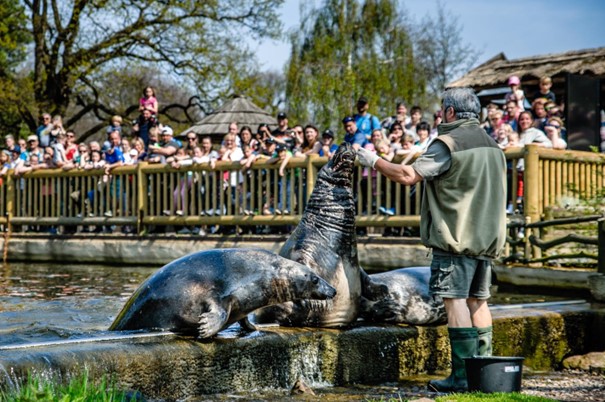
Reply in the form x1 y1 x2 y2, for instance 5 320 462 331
255 143 362 327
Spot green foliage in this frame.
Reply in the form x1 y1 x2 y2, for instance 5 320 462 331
0 0 29 74
285 0 426 133
0 371 130 401
435 392 556 401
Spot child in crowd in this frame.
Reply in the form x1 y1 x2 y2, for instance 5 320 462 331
121 138 137 165
505 76 525 111
139 86 158 115
85 150 106 170
106 115 123 136
533 76 556 103
374 139 393 162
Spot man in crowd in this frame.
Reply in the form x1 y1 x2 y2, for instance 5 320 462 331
382 101 411 131
342 116 367 150
272 112 294 151
354 96 381 140
104 130 125 174
148 126 179 163
357 87 507 393
132 107 158 148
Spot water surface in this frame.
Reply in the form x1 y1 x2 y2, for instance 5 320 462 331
0 262 574 348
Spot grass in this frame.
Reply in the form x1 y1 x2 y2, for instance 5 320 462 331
0 371 134 402
435 392 557 401
367 393 557 402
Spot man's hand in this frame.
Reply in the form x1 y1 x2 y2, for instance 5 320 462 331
357 147 379 169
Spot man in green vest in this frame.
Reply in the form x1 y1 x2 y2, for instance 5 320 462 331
357 87 507 393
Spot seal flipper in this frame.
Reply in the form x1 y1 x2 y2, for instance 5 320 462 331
198 301 229 338
238 316 259 332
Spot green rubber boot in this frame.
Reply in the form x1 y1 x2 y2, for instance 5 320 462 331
477 326 493 357
428 327 478 393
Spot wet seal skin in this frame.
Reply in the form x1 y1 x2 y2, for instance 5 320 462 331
110 248 336 338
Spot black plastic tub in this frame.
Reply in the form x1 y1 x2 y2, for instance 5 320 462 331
465 356 524 393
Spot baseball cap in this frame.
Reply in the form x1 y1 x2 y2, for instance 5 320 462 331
508 76 520 86
357 96 368 104
161 126 173 136
277 112 287 120
342 116 354 124
265 137 276 145
276 144 287 152
322 129 335 138
27 135 38 142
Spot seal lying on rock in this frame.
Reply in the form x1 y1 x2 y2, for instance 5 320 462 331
109 248 336 338
255 143 364 327
360 267 446 325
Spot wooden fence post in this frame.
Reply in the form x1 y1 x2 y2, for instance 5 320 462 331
523 144 542 261
137 163 148 235
598 217 605 274
305 155 318 202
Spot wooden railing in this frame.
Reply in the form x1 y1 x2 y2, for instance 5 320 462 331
1 145 604 266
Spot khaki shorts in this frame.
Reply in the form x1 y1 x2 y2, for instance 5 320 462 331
429 253 492 299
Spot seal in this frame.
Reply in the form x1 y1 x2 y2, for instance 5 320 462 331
109 248 336 338
255 142 363 327
360 267 446 325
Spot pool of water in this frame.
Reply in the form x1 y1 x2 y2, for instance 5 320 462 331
0 263 156 347
0 262 576 348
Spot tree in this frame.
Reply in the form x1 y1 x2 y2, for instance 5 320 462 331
285 0 426 132
0 0 33 137
231 69 287 117
16 0 283 137
414 1 481 99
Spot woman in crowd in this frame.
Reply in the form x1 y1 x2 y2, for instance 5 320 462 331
131 138 146 162
387 122 405 152
239 126 259 152
517 111 552 148
543 116 567 150
301 124 321 155
65 131 79 162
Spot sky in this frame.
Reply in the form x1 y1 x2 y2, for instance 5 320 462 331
252 0 605 79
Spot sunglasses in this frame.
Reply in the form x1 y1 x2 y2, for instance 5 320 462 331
545 123 560 129
187 137 196 141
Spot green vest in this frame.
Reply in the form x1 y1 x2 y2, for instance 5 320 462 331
420 119 507 258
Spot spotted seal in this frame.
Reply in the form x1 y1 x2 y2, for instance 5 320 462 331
109 248 336 338
360 267 446 325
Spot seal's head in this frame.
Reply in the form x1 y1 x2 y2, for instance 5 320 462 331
271 260 337 303
318 142 355 185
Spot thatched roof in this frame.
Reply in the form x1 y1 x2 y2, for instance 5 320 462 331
179 95 277 138
448 46 605 90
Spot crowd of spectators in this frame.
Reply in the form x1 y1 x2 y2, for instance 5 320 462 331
0 79 586 235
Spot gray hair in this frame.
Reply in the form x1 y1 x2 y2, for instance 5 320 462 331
441 87 481 120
